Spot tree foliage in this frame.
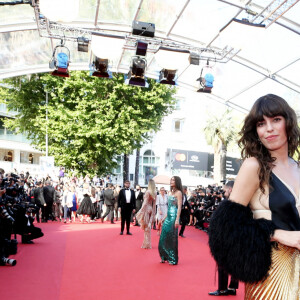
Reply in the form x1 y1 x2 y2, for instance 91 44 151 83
1 71 176 175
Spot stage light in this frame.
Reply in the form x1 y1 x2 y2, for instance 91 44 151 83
132 21 155 37
90 57 112 78
196 61 214 93
125 56 148 88
189 52 200 65
77 37 89 53
49 41 70 78
158 69 177 85
197 73 214 93
136 41 148 56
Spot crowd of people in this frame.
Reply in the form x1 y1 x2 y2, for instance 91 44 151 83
0 166 226 267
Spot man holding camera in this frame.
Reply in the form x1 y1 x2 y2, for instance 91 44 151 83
208 180 239 296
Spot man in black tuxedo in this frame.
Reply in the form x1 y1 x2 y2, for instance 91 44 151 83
179 185 193 238
134 185 143 226
209 181 239 296
118 180 136 235
43 181 55 221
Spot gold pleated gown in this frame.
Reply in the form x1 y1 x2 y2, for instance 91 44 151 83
245 243 300 300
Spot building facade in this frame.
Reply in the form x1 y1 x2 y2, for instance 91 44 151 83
0 102 43 175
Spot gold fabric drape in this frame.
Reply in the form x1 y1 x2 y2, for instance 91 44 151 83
245 243 300 300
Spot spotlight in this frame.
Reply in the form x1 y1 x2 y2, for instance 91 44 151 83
159 69 177 85
132 21 155 37
189 52 200 65
77 37 89 53
125 56 148 87
90 57 112 78
136 41 148 56
196 60 214 93
49 41 70 78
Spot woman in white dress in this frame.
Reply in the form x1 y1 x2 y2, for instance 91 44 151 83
156 187 168 236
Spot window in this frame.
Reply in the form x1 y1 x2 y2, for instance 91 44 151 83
173 97 185 110
141 150 159 166
29 153 34 164
20 151 39 164
0 149 13 162
172 119 184 132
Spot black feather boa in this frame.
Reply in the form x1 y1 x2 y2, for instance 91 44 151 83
208 200 276 283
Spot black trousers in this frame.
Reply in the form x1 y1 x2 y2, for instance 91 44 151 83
218 265 239 291
179 211 189 236
22 226 44 243
120 204 133 233
102 205 114 222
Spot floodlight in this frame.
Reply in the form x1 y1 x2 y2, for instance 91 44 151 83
189 52 200 65
90 57 112 78
77 37 89 53
197 60 214 93
132 21 155 37
125 56 148 88
159 69 177 85
136 41 148 56
49 41 70 78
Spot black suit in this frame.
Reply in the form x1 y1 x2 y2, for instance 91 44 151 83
118 188 136 233
43 185 55 221
17 215 44 243
179 194 192 236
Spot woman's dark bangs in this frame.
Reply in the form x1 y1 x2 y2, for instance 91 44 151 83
255 98 286 122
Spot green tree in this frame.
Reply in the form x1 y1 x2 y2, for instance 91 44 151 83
1 72 176 175
204 109 238 184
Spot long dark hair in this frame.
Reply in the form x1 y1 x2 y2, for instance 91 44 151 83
171 176 183 194
239 94 300 193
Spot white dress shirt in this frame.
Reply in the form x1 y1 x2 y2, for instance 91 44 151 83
125 189 131 203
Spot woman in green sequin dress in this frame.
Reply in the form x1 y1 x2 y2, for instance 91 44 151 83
158 176 182 265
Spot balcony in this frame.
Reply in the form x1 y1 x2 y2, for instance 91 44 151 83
0 130 29 143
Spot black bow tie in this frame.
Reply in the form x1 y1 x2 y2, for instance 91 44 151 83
125 188 129 190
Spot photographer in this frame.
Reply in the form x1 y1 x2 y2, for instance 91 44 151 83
0 199 16 266
208 180 238 297
14 204 44 244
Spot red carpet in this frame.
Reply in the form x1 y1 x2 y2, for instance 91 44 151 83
0 221 244 300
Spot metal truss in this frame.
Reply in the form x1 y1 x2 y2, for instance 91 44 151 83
31 0 239 64
249 0 300 28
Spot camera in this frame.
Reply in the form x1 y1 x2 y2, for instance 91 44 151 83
0 257 16 266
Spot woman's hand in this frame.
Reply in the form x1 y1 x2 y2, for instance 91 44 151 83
273 229 300 250
175 219 179 228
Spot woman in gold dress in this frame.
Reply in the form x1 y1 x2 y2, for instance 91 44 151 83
135 179 157 249
209 94 300 300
